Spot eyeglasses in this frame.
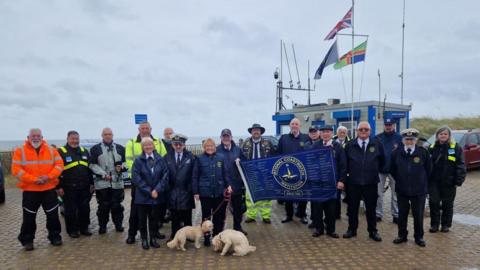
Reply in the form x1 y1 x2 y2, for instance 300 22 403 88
404 138 415 141
358 128 370 132
172 142 184 146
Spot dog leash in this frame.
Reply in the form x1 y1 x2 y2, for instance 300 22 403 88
205 189 232 221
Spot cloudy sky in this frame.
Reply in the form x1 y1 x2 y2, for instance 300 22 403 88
0 0 478 140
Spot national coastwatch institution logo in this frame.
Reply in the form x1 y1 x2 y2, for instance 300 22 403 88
272 156 307 190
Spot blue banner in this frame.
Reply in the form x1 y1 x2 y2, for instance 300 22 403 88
238 148 337 202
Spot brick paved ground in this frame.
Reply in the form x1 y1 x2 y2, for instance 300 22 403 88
1 171 480 270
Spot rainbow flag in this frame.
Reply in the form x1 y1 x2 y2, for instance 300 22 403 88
334 41 367 69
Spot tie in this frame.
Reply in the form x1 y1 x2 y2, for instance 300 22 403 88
362 141 366 152
147 156 155 171
324 141 327 146
176 153 181 167
407 148 412 156
254 143 259 159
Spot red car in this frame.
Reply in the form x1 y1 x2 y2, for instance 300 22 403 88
428 129 480 170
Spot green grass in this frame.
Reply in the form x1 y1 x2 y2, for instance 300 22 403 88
411 116 480 139
4 175 17 188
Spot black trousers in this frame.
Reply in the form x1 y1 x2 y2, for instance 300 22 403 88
312 199 337 233
63 187 92 234
200 197 227 236
96 188 124 229
18 189 61 245
137 204 161 239
346 183 378 233
170 209 192 238
128 187 139 236
285 201 307 218
231 193 246 230
429 183 456 228
397 194 426 240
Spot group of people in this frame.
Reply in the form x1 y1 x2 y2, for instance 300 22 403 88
10 118 466 251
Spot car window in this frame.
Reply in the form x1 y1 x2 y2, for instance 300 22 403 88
452 133 466 147
468 134 479 145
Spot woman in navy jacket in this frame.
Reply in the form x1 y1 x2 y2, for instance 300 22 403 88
132 137 169 250
192 138 231 246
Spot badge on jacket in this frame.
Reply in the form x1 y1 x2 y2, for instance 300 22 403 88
82 156 87 160
66 156 72 162
448 149 455 155
413 157 420 163
217 161 222 168
185 159 190 164
369 146 375 153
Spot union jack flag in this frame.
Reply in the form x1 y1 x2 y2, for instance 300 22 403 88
324 7 352 40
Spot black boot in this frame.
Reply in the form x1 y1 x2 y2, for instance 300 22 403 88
150 237 160 248
204 233 211 247
141 238 149 250
126 235 136 244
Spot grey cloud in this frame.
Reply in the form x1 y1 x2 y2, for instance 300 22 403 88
14 54 51 68
0 84 58 109
78 0 137 21
204 17 276 52
54 78 96 93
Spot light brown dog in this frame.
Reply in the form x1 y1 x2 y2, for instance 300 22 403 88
212 229 256 256
166 220 213 251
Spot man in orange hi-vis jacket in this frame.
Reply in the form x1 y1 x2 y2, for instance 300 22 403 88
11 128 64 251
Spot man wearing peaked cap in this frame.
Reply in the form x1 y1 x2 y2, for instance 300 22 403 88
164 133 197 240
390 128 431 247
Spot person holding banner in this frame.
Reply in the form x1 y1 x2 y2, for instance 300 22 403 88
305 125 321 228
216 128 248 235
311 125 346 238
343 122 385 242
241 124 276 224
192 138 232 246
278 118 310 224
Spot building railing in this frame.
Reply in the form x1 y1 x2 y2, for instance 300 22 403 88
1 144 204 177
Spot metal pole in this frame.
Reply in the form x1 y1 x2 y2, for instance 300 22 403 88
378 69 381 118
400 0 406 105
279 40 283 112
308 60 311 105
351 0 355 136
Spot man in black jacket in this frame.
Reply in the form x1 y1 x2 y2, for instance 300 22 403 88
390 128 431 247
343 122 385 242
57 131 94 238
277 118 310 224
311 125 347 238
216 128 247 235
164 134 196 239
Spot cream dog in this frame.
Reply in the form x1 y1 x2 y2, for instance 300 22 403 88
167 220 213 251
212 229 256 256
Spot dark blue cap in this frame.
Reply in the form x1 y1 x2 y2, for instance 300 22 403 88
384 118 394 124
318 125 334 131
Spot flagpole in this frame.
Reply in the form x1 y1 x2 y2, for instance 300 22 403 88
351 0 355 136
400 0 406 105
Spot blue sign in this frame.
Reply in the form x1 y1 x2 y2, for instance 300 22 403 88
238 148 337 202
134 114 148 124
